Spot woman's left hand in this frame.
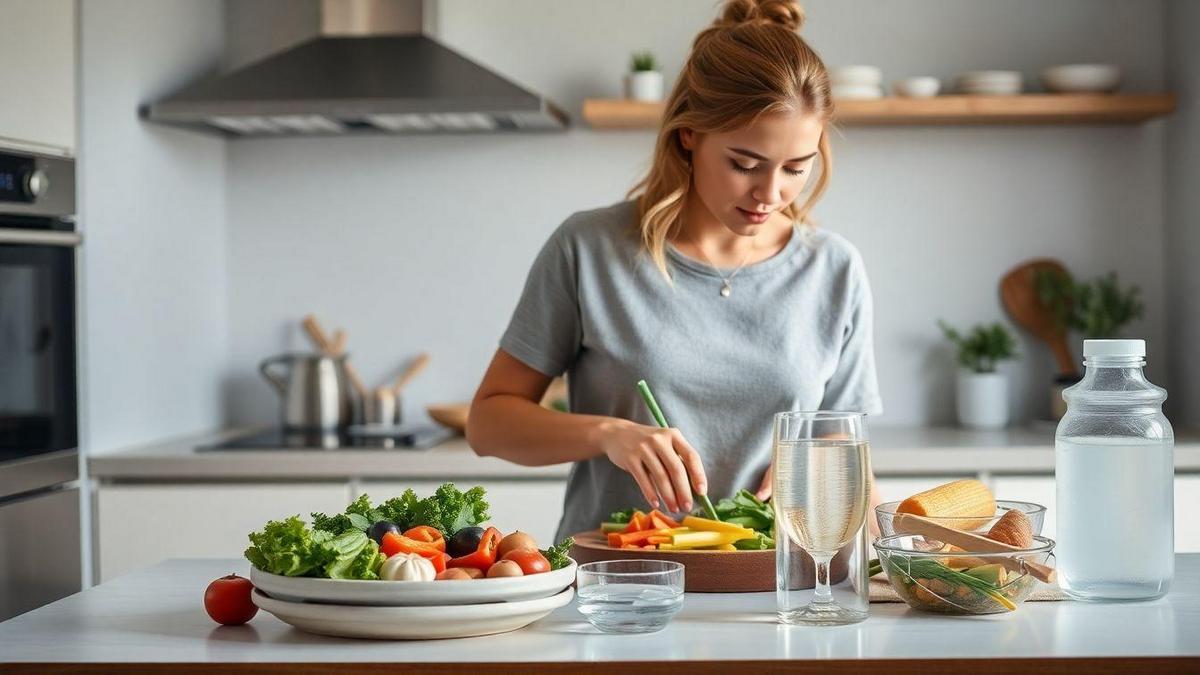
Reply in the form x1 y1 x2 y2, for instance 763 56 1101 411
755 463 773 501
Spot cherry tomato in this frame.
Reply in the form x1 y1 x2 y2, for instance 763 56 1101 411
501 549 551 575
204 574 258 625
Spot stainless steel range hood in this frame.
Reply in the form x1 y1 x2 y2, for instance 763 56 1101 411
142 0 568 136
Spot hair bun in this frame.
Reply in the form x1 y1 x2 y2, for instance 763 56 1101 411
716 0 805 32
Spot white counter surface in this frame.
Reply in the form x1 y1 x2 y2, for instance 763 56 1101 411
1 558 1197 671
87 425 1200 481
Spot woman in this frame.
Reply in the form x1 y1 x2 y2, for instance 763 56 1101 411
466 0 882 543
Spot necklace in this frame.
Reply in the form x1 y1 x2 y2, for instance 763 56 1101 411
691 237 755 298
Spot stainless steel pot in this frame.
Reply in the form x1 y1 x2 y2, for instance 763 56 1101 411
259 353 355 430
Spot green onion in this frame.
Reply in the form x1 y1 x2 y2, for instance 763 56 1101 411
636 379 721 521
888 556 1016 611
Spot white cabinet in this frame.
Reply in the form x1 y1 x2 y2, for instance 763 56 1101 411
875 476 965 503
360 481 569 546
96 483 351 582
0 0 76 152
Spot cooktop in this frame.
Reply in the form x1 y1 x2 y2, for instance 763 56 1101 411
198 425 455 451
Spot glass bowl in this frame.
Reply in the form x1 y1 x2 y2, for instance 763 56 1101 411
874 533 1055 615
875 500 1046 537
576 560 684 634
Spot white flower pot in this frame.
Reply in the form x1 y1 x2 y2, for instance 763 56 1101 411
955 370 1009 430
625 71 665 102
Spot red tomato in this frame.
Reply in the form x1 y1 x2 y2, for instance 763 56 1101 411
204 574 258 625
502 549 551 575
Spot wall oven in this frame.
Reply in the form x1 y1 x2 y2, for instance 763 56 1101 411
0 144 81 621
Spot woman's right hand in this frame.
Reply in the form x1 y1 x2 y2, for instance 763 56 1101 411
595 419 708 514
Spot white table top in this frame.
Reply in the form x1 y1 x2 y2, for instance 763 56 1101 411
2 557 1197 669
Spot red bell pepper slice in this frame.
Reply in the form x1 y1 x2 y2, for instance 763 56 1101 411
403 525 447 552
380 531 441 559
447 526 502 571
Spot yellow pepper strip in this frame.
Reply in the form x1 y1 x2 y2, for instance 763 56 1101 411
681 516 756 536
670 531 753 548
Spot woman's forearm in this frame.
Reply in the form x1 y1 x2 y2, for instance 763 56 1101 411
466 393 622 466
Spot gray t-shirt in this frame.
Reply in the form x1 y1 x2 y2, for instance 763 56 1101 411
499 200 883 542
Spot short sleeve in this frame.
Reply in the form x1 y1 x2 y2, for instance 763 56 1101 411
499 227 583 377
820 254 884 416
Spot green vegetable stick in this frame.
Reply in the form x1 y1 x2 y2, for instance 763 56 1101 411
636 379 721 521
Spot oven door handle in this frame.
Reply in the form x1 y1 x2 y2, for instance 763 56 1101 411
0 228 82 247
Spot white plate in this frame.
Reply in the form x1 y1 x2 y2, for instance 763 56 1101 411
250 559 577 606
252 587 573 640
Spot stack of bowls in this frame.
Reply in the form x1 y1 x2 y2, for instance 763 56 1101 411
830 66 884 99
956 70 1023 95
874 500 1054 615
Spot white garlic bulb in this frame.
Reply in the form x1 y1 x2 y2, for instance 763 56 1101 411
380 552 436 581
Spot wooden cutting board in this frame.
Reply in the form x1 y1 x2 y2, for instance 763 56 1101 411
570 531 850 593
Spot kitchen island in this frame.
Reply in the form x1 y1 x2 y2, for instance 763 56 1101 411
1 558 1197 673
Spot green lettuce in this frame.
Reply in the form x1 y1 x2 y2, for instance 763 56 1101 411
244 516 385 580
310 494 386 534
380 483 490 536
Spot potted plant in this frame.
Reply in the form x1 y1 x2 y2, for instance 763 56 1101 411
1035 269 1144 418
625 51 664 102
938 320 1019 430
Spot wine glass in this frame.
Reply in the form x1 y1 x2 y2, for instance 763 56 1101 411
773 411 871 625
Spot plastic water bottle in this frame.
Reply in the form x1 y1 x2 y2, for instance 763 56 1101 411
1055 339 1174 601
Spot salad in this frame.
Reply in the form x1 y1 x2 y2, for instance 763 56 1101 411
599 490 775 551
245 483 573 581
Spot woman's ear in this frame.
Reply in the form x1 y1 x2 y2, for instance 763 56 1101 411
679 128 696 151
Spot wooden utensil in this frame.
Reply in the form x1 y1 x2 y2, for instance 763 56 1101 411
1000 258 1077 376
393 353 431 397
893 513 1057 584
426 403 469 432
301 314 367 400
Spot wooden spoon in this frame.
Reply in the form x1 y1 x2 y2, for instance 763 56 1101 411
894 513 1057 584
301 314 367 400
1000 258 1078 376
393 353 431 397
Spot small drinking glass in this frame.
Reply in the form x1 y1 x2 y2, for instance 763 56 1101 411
773 411 872 625
576 560 684 634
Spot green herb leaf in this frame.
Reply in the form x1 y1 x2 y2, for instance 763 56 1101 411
540 537 575 570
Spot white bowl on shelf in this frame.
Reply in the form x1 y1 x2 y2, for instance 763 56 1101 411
1041 64 1121 93
892 76 941 98
830 65 883 87
832 84 884 100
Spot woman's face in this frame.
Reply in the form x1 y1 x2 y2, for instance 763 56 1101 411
680 111 824 237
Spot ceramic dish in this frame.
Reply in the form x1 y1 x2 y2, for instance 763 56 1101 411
249 559 576 606
1041 64 1121 93
252 587 573 639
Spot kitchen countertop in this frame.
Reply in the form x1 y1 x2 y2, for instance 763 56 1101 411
1 557 1197 673
88 425 1200 481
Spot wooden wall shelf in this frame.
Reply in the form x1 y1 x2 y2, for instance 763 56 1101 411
582 94 1177 129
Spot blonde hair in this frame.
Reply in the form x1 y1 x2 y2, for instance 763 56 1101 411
628 0 835 280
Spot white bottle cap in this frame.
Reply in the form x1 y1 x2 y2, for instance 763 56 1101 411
1083 339 1146 358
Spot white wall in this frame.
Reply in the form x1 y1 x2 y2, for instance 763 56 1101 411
79 0 229 453
1165 0 1200 429
222 0 1170 427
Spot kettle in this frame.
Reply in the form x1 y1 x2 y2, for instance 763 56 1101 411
259 353 356 430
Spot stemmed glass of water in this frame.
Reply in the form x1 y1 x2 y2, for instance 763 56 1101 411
773 411 871 625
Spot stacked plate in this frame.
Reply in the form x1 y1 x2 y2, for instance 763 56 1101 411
830 65 884 99
957 70 1023 96
249 560 577 640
